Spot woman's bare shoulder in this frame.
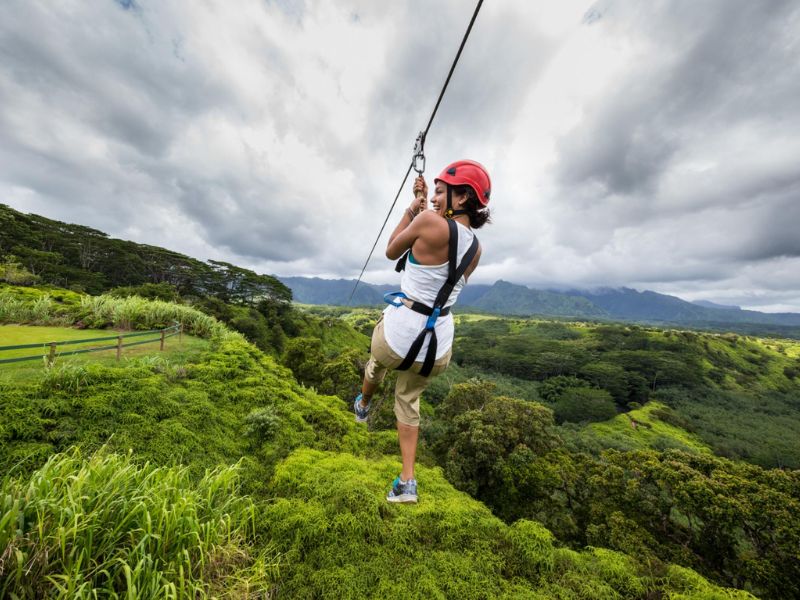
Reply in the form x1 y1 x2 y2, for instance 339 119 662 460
415 210 448 233
415 210 441 224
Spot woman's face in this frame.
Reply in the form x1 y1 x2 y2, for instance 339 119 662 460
430 181 467 216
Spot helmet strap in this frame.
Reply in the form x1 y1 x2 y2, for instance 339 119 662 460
444 186 469 220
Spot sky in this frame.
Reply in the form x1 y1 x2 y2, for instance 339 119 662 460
1 1 799 312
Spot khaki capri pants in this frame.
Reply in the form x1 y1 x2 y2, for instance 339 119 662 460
364 317 451 427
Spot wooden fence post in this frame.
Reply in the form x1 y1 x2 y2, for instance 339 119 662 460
179 322 183 344
117 335 123 361
48 343 56 366
160 329 165 351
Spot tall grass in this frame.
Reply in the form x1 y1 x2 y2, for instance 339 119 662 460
0 292 72 326
78 295 236 340
0 448 276 599
39 362 96 394
1 288 239 341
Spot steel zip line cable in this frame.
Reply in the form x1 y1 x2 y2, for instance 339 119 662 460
347 0 485 305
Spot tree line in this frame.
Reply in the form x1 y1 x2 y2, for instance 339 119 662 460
0 203 290 305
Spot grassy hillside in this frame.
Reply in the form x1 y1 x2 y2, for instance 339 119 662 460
0 324 209 383
0 289 768 598
571 401 714 454
259 448 757 599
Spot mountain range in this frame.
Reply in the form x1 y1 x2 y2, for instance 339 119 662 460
3 200 797 338
279 276 800 336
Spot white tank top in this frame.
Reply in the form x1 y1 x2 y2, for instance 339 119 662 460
383 221 476 360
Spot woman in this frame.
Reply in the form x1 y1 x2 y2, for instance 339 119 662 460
353 159 492 503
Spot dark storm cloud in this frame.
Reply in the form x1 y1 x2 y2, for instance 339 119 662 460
0 4 231 158
552 1 800 305
731 185 800 262
0 0 324 264
556 0 800 203
173 178 316 262
557 117 677 196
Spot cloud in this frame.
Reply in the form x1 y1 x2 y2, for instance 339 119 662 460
1 0 800 310
502 0 800 308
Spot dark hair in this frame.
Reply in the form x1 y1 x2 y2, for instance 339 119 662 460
451 184 491 229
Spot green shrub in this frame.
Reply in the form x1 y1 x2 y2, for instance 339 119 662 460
39 363 99 394
539 375 585 403
281 336 324 386
244 406 282 443
0 256 39 285
553 387 617 424
441 396 560 517
504 520 556 581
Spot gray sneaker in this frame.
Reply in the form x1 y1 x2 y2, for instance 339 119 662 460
353 393 369 423
386 476 417 503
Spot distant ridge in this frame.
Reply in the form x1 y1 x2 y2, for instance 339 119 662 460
467 280 606 317
279 276 800 336
692 299 741 310
572 287 800 327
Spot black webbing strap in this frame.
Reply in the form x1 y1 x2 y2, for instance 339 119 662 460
395 250 409 272
407 303 451 318
444 185 468 219
396 220 479 376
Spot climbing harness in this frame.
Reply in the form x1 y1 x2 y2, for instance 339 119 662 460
383 219 479 377
348 0 485 304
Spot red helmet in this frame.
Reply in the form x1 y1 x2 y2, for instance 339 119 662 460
434 159 491 206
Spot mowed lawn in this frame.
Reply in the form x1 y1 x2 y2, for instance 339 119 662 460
0 325 209 382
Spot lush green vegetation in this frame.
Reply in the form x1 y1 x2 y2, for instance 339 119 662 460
448 317 800 469
421 380 799 599
258 448 758 599
1 290 771 598
1 201 300 357
1 449 275 598
571 401 713 454
1 284 230 336
4 206 797 597
288 309 800 597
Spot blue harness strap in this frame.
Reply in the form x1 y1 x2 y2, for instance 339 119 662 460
386 220 479 377
383 291 408 307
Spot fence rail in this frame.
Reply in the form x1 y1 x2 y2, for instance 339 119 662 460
0 323 182 366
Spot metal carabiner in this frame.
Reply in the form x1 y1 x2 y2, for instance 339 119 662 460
412 131 426 175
